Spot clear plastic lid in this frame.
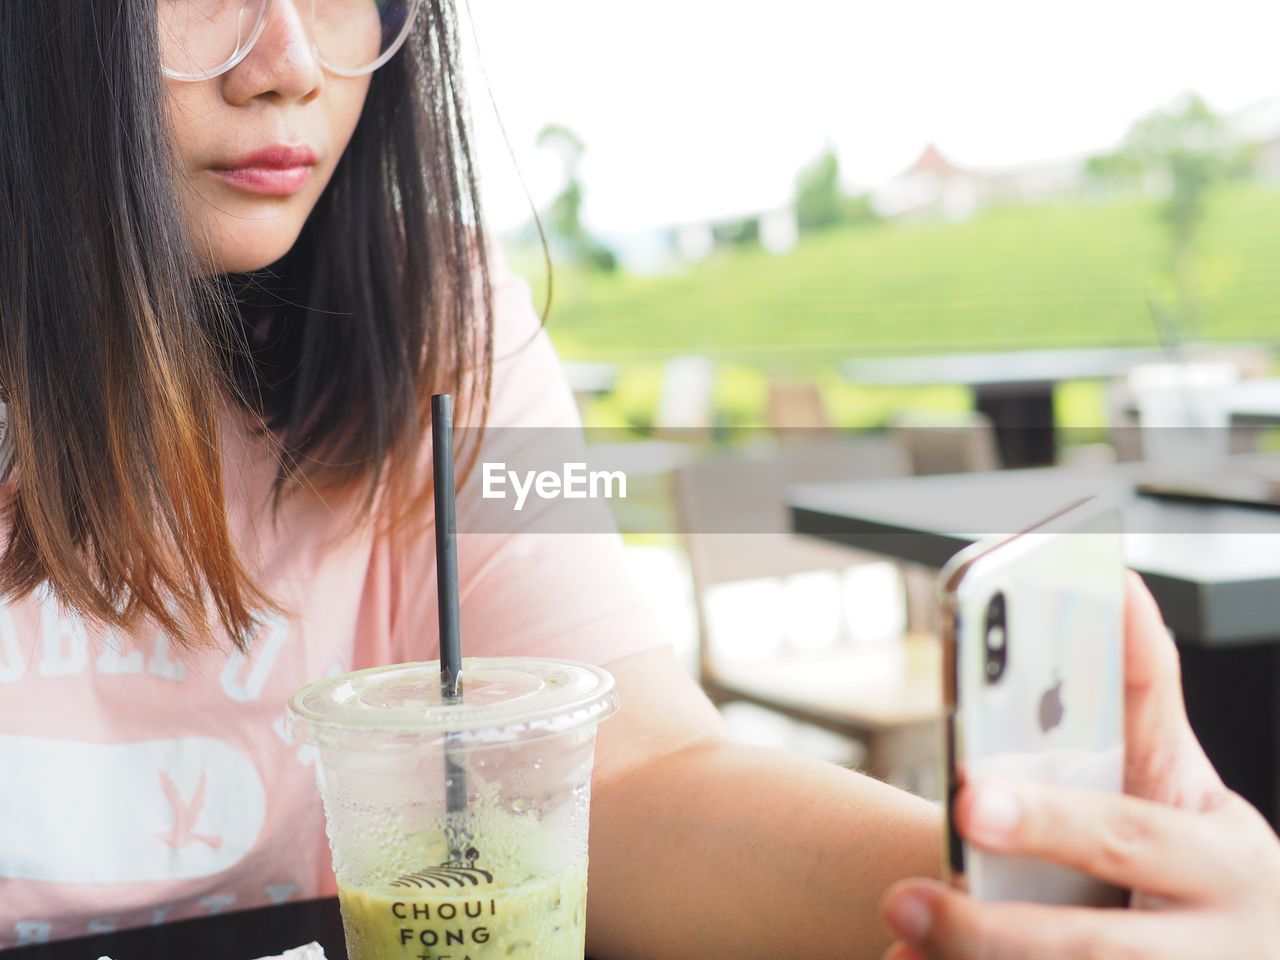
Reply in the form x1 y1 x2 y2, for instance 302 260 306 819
287 656 617 745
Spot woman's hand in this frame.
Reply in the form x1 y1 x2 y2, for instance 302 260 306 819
880 572 1280 959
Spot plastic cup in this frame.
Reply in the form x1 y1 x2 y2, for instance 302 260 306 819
287 656 618 960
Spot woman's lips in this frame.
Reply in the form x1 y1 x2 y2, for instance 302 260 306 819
210 164 312 196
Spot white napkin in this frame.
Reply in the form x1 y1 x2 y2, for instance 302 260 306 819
253 945 327 960
98 940 326 959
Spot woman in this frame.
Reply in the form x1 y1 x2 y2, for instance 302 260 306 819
0 1 936 953
0 3 1274 958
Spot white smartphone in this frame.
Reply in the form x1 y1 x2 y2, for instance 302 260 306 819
938 495 1127 906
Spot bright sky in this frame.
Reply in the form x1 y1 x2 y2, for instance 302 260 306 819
460 0 1280 234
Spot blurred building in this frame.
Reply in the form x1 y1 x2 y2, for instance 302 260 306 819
982 153 1090 205
591 206 799 275
870 144 982 221
871 143 1091 221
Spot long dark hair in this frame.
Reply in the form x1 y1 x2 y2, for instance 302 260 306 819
0 0 493 652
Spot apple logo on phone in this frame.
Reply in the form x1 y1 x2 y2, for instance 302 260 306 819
1038 678 1065 734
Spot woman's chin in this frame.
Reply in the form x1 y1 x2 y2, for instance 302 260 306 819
202 228 304 275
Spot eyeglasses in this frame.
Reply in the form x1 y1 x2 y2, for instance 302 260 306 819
160 0 421 82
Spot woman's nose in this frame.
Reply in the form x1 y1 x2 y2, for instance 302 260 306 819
224 0 324 104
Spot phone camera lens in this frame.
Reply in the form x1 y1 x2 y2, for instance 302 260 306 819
984 591 1008 684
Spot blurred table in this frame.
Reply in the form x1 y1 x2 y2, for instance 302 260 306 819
1120 378 1280 425
563 360 620 426
788 461 1280 829
562 360 619 398
842 347 1166 468
1226 378 1280 426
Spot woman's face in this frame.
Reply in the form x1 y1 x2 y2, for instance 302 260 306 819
165 2 372 275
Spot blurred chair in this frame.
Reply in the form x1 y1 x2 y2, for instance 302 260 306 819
582 355 717 529
767 379 832 436
1105 379 1144 462
672 435 943 796
889 409 999 637
889 409 1000 474
1058 442 1119 469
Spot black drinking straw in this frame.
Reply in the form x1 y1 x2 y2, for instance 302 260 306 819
432 394 468 856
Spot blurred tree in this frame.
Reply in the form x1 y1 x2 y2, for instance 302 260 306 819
841 191 879 227
712 216 760 248
794 146 878 234
1086 93 1247 337
1083 150 1143 188
536 124 618 273
794 147 843 232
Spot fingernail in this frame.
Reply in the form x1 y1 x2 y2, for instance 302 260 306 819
885 890 932 943
970 786 1021 841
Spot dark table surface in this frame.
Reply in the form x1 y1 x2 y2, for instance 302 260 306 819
1 899 348 960
788 458 1280 829
0 900 604 960
789 460 1280 647
843 348 1174 468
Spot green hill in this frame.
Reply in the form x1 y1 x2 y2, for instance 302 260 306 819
523 183 1280 369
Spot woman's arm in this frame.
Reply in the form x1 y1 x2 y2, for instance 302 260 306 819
436 245 942 957
586 646 942 960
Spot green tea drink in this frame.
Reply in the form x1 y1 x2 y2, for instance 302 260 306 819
287 658 617 960
338 865 587 959
333 800 590 960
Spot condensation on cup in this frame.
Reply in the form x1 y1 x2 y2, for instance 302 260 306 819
287 657 618 960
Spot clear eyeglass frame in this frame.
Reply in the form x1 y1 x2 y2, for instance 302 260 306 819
161 0 422 83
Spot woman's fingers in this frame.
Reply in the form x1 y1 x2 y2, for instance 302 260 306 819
1121 570 1222 804
954 779 1232 900
1122 570 1189 781
1122 571 1182 715
882 878 1205 960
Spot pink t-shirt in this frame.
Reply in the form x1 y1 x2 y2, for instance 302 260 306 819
0 246 669 948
